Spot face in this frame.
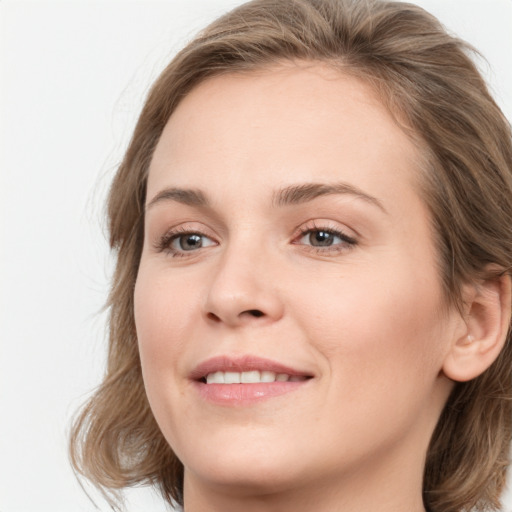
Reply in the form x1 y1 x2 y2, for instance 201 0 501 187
135 63 458 500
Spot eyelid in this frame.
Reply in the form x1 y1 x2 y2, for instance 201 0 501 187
150 219 358 258
290 220 358 255
291 219 357 242
153 223 219 256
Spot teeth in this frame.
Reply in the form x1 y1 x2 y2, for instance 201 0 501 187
206 371 225 384
241 370 260 383
224 371 241 384
205 370 304 384
260 371 276 382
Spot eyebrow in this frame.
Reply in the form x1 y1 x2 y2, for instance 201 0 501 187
146 187 209 210
273 182 387 213
146 182 386 213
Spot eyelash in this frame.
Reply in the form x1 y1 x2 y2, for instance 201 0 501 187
155 223 357 258
154 226 216 258
292 222 357 254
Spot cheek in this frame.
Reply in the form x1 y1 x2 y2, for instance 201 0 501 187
133 264 205 444
134 264 201 379
292 266 449 449
294 257 448 385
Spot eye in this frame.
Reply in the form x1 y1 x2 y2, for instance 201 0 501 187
301 230 341 247
156 229 217 257
294 224 357 253
171 233 214 251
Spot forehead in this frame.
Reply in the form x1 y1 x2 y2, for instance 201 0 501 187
147 62 422 211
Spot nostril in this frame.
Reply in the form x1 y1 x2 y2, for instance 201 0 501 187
205 309 267 324
207 312 221 322
246 309 264 318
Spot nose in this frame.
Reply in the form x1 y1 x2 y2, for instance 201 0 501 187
203 244 284 327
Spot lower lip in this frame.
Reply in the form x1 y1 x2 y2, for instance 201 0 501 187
193 381 309 405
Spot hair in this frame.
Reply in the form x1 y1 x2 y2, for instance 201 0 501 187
69 1 512 511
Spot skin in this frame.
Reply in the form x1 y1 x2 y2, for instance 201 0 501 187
134 62 468 512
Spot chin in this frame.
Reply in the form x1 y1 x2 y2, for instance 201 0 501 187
176 429 310 493
188 455 306 495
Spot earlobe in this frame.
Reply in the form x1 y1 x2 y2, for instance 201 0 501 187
442 272 512 383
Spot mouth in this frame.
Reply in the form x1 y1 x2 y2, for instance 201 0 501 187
203 370 309 384
190 355 314 405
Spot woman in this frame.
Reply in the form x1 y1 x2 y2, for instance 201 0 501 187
70 1 512 511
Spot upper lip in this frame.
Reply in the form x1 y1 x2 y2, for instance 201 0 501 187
190 355 314 381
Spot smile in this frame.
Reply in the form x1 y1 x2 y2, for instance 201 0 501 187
205 370 308 384
191 355 314 405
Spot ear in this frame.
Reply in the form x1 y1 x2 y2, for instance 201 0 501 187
442 271 512 382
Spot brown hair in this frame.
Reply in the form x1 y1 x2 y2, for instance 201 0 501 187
69 1 512 511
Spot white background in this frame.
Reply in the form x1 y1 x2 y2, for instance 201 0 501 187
1 1 511 511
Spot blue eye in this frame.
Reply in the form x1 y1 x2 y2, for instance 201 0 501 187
296 228 356 251
303 230 340 247
171 233 211 251
157 230 216 256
